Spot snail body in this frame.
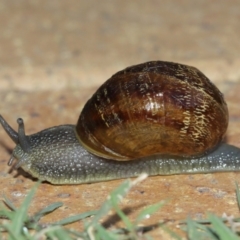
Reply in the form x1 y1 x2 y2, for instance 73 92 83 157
0 61 239 184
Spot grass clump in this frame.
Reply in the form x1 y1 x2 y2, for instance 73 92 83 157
1 177 240 239
0 174 165 239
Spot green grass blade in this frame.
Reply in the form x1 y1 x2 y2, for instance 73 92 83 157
52 209 98 226
135 201 165 224
32 202 63 222
208 214 239 240
9 182 39 236
186 218 215 240
2 224 22 240
186 217 197 239
88 180 131 228
110 192 133 231
89 175 148 229
2 194 17 211
34 225 63 239
161 225 182 240
65 228 87 238
95 224 117 240
0 204 15 220
46 228 71 240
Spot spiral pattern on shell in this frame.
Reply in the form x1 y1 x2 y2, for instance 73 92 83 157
76 61 228 160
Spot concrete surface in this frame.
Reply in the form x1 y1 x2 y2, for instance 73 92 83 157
0 0 240 238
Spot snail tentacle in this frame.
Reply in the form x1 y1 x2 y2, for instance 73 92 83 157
17 118 31 153
0 116 32 167
0 115 18 144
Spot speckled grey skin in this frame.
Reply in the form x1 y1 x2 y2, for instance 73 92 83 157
1 115 240 184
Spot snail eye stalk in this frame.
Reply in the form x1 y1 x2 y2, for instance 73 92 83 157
0 115 18 144
17 118 31 153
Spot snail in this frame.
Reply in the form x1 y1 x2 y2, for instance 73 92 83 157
1 61 240 185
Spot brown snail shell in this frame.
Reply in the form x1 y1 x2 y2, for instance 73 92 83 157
76 61 228 161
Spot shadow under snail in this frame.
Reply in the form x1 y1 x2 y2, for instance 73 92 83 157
1 61 240 184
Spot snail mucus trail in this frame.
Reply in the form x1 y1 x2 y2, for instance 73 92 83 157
1 61 240 185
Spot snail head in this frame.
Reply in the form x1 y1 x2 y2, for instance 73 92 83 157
0 115 31 168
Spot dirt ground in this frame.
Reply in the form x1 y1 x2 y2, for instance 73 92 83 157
0 1 240 238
